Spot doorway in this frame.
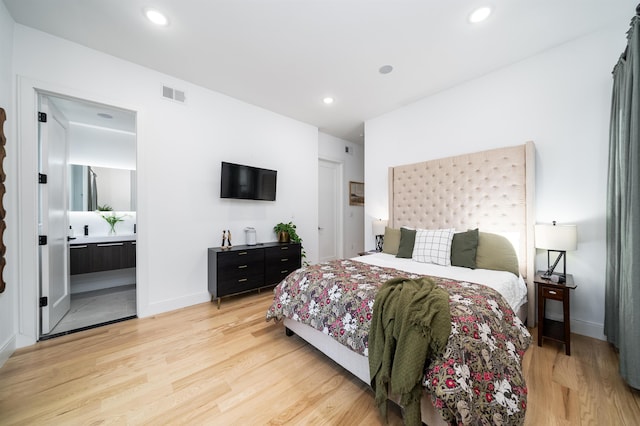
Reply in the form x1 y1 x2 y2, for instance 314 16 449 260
38 92 138 338
318 159 343 262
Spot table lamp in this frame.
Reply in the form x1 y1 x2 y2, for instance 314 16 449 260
534 221 577 282
372 219 388 252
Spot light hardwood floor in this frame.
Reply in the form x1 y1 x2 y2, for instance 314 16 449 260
1 291 639 425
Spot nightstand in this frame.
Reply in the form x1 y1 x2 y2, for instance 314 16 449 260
535 272 577 355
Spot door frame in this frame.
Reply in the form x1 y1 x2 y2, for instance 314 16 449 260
16 76 142 346
318 157 344 261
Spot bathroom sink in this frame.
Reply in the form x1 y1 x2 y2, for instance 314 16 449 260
70 234 136 244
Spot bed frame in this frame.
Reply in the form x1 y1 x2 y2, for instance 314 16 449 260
284 141 536 424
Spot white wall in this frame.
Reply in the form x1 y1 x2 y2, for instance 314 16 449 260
365 25 628 341
12 25 319 348
318 132 364 258
0 1 15 367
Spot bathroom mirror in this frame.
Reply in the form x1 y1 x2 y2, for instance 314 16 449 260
69 164 136 211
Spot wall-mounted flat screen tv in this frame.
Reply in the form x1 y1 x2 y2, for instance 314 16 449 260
220 161 277 201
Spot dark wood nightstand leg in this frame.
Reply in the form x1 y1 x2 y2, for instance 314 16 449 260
564 291 571 356
537 284 543 347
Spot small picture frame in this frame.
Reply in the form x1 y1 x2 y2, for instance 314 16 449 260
349 181 364 206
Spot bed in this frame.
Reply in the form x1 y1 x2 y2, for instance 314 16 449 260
267 142 535 425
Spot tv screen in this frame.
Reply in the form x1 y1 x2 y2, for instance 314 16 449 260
220 162 277 201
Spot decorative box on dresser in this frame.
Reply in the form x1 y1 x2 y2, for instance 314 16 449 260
535 272 577 355
208 242 301 307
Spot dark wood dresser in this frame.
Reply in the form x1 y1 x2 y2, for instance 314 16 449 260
208 242 301 307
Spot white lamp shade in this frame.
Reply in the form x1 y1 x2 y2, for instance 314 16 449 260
535 223 577 251
372 219 388 236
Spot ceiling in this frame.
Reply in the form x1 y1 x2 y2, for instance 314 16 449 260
4 0 636 143
46 95 137 134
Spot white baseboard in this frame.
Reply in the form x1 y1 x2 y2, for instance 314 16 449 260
0 334 16 368
138 291 210 318
571 318 606 341
545 312 605 341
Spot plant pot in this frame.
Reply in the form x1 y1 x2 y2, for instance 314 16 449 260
277 231 290 243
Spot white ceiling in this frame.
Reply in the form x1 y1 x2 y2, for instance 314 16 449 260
4 0 637 143
46 95 137 134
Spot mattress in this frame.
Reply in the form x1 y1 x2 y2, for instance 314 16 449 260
353 252 528 314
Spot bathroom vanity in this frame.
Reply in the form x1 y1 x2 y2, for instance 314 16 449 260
70 235 136 275
68 234 137 295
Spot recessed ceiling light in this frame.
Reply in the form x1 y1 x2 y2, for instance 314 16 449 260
379 65 394 75
97 113 113 119
323 97 334 105
469 6 492 24
145 8 169 26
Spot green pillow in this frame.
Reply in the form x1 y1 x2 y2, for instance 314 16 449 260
382 227 401 255
475 232 519 276
450 228 479 269
396 228 416 258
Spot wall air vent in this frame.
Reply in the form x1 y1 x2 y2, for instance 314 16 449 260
162 84 187 104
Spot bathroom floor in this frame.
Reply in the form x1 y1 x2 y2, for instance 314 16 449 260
46 284 136 337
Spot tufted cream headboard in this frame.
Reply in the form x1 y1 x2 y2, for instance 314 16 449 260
388 142 536 325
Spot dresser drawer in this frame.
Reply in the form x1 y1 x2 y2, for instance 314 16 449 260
542 286 564 301
265 244 301 262
217 249 263 268
217 273 265 297
265 259 300 285
266 256 300 269
220 259 264 281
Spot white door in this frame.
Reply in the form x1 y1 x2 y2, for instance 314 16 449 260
38 95 71 334
318 159 342 262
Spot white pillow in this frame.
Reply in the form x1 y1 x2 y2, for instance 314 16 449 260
412 228 456 266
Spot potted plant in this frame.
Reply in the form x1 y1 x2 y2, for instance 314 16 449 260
273 221 307 264
274 221 297 243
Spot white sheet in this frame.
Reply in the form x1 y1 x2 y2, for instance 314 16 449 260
353 252 528 313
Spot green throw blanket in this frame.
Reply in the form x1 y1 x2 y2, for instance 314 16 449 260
369 277 452 426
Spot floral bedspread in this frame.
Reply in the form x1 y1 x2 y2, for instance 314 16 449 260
266 259 531 425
